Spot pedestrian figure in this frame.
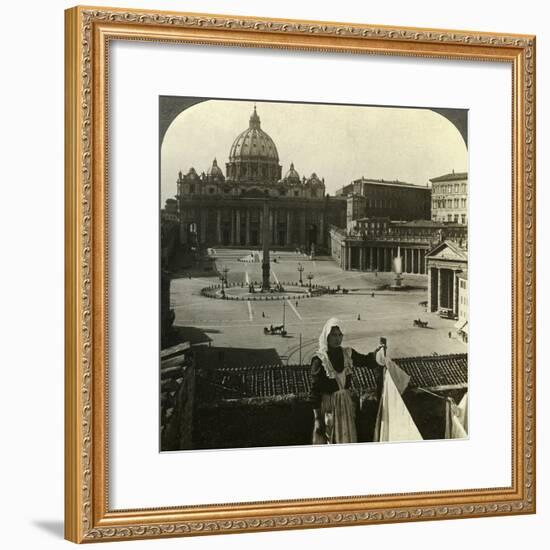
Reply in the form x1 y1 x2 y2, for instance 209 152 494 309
371 292 375 298
262 312 265 318
296 301 298 308
448 331 452 338
357 314 361 321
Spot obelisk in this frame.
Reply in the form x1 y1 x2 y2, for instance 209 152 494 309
262 201 270 291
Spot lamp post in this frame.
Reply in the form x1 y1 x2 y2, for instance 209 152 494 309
297 263 304 285
307 272 314 290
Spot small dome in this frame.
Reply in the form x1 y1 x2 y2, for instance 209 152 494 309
284 162 300 183
185 167 200 180
306 172 322 185
207 158 224 179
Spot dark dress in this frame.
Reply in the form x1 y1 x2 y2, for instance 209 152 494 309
309 347 383 410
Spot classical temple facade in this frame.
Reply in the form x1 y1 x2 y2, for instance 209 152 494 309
175 106 346 251
426 240 468 319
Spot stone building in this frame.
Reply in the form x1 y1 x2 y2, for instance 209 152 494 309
430 170 468 224
425 240 468 318
175 106 346 252
337 177 431 221
456 272 468 342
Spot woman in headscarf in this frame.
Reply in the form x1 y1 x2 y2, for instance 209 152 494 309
310 317 386 444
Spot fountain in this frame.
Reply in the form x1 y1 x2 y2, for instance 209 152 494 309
390 246 405 290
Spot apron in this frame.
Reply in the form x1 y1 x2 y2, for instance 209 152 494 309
312 348 357 444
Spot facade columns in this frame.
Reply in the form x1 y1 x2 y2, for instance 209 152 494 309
259 208 264 245
199 210 206 244
300 210 309 248
245 210 250 245
347 246 352 270
369 247 374 271
216 209 221 243
286 210 291 246
359 248 364 271
453 269 458 316
236 210 241 245
437 268 442 311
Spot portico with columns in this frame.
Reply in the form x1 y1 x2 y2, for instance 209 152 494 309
425 240 468 318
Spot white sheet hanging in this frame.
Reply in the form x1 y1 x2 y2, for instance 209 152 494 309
457 392 468 433
444 395 468 439
373 367 423 442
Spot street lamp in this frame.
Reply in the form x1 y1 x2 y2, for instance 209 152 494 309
307 272 314 289
297 263 304 285
221 266 229 289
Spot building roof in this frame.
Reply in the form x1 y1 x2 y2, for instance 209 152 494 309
197 353 467 402
430 171 468 183
426 240 468 261
352 177 429 191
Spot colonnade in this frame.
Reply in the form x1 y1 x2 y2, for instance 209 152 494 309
340 245 427 274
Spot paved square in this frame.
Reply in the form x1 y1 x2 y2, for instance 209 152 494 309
171 248 466 365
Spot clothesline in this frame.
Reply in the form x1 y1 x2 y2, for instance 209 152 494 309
415 386 450 401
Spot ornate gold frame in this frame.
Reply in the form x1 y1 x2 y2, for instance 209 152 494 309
65 5 536 543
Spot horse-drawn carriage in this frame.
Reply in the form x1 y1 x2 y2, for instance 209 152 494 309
264 324 287 336
413 318 429 328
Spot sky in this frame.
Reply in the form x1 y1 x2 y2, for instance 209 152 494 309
160 99 468 204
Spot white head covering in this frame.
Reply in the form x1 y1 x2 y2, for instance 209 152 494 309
313 317 349 379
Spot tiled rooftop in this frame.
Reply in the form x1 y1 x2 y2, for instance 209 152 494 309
197 353 467 402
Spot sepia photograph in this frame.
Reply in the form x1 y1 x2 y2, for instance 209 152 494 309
159 97 469 452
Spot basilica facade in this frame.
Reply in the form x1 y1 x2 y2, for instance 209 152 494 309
176 106 345 251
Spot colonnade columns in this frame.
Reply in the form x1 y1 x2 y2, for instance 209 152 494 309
245 211 250 245
369 247 374 271
347 246 352 271
359 248 364 271
236 210 241 245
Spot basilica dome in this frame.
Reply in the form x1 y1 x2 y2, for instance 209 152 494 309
229 106 279 162
226 106 282 183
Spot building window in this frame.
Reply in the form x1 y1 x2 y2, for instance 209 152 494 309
209 188 215 194
189 184 195 193
461 214 466 224
294 191 299 197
